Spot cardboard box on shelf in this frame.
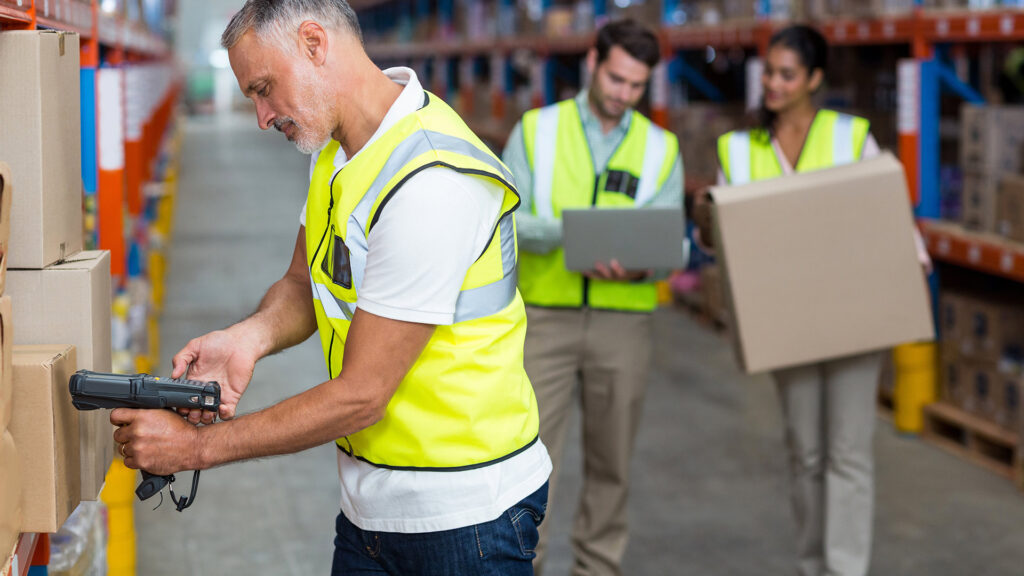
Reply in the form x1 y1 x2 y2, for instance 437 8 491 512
609 0 663 27
718 0 756 23
996 174 1024 244
941 356 967 410
709 153 934 374
960 104 1024 177
670 104 747 187
10 345 80 533
959 298 1024 364
6 251 112 500
0 430 20 566
0 163 12 295
940 291 969 349
961 172 999 232
994 372 1022 431
961 362 1000 422
6 251 111 371
0 31 83 269
544 6 575 37
0 296 11 432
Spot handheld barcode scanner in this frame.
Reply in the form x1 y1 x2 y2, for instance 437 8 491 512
69 370 221 511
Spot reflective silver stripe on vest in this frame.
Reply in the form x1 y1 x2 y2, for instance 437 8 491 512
727 131 752 185
311 274 357 321
454 213 518 323
635 124 667 205
533 105 560 219
833 114 855 165
454 269 518 324
499 213 516 277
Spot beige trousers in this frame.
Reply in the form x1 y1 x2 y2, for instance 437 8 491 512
526 306 652 576
773 351 884 576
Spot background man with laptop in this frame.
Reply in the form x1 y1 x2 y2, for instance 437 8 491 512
501 18 685 576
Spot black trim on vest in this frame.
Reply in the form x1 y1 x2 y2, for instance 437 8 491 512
336 434 540 472
326 327 338 384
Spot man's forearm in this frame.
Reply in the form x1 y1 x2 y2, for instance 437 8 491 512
194 310 435 469
194 373 377 469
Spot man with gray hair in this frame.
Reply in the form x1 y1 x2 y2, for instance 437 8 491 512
109 1 552 573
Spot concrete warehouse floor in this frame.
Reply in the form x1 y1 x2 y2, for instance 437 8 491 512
135 113 1024 575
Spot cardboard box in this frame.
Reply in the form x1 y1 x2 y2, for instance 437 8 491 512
709 153 934 374
941 356 966 409
0 430 20 564
959 298 1024 363
997 174 1024 243
960 104 1024 177
961 362 999 421
0 163 12 294
961 172 999 232
940 291 968 347
994 372 1021 431
7 251 111 371
0 296 11 432
10 345 80 533
7 251 112 500
0 31 83 269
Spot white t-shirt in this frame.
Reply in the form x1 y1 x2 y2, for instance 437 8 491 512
300 67 551 533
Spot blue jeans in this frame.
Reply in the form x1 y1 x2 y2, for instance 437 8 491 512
331 482 548 575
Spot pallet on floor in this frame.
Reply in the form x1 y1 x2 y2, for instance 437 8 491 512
922 401 1023 488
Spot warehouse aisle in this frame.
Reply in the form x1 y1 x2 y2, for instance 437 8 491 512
136 115 1024 575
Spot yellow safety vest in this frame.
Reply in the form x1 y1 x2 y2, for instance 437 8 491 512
518 99 679 313
717 109 870 184
305 92 539 470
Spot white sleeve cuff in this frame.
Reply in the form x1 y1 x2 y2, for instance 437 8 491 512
357 297 455 326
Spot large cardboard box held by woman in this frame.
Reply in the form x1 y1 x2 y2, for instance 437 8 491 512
709 152 934 374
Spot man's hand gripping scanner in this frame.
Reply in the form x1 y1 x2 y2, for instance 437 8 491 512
68 370 221 511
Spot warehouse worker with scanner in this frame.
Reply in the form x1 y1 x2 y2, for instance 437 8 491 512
108 1 552 574
502 18 683 576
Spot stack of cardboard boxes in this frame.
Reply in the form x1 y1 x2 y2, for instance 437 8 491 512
960 104 1024 233
0 30 113 562
996 174 1024 244
940 290 1024 432
0 164 20 571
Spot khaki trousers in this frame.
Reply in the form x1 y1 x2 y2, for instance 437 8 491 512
773 351 884 576
526 306 652 576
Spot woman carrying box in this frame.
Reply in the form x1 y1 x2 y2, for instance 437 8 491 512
696 25 931 576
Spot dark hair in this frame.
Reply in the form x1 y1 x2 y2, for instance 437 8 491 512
758 25 828 135
595 19 660 69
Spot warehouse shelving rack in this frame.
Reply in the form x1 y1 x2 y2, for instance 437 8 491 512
1 2 174 574
356 2 1024 215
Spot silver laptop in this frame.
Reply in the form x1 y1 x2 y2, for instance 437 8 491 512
562 207 688 272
